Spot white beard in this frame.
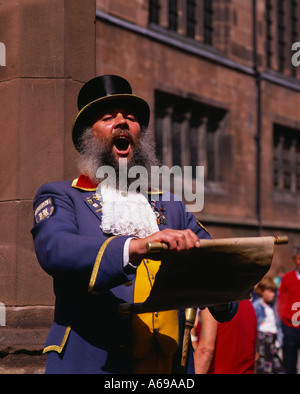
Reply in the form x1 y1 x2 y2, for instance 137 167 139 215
99 184 159 238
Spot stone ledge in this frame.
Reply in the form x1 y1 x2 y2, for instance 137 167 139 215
0 325 48 374
0 327 48 353
0 351 46 374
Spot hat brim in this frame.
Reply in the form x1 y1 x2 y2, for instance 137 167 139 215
72 94 150 152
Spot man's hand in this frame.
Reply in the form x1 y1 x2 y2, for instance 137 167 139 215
128 228 200 264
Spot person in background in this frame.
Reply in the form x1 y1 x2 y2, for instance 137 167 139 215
252 276 284 374
274 266 286 293
192 300 257 374
277 245 300 374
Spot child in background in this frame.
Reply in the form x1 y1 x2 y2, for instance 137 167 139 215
252 277 285 374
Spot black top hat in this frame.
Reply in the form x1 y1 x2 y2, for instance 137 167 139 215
72 75 150 152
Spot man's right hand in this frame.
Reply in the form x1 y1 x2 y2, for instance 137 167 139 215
128 228 200 265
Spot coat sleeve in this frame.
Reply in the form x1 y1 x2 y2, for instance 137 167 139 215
31 182 135 292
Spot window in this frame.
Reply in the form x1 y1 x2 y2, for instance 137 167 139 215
273 124 300 193
265 0 300 76
149 0 160 24
187 0 197 38
203 0 213 45
277 0 285 73
168 0 178 31
148 0 214 45
291 0 298 77
266 0 273 69
154 91 228 183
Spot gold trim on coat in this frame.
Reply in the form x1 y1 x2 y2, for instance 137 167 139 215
88 236 118 294
43 326 71 354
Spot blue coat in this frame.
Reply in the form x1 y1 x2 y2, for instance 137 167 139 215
31 176 237 374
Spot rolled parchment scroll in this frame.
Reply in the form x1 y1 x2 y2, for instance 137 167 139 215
119 236 288 315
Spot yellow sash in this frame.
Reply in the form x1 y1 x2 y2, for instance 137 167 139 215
132 259 179 373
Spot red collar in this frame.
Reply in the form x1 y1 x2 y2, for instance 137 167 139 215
71 174 163 195
71 174 98 191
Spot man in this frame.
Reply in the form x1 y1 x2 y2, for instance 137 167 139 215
31 75 237 374
277 245 300 374
192 301 257 374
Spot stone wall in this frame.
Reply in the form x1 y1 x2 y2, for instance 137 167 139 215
0 0 96 373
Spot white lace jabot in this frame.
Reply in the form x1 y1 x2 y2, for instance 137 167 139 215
99 184 159 238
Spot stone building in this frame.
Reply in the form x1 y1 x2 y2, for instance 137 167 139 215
0 0 299 373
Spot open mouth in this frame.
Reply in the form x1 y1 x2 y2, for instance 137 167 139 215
114 137 130 151
113 136 131 155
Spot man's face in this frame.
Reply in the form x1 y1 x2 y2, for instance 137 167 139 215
294 253 300 271
91 107 142 163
